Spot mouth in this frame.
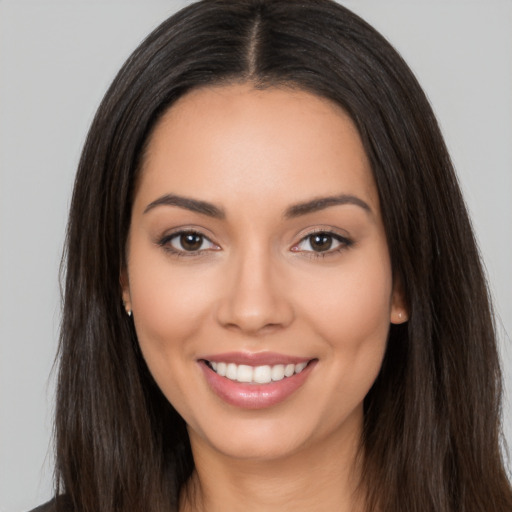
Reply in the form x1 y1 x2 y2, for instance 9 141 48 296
203 360 310 384
198 354 317 409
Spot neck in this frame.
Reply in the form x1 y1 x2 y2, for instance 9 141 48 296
180 415 365 512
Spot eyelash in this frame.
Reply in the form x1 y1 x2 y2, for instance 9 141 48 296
157 229 353 258
291 229 354 259
157 230 219 258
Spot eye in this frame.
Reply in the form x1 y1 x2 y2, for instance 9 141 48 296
159 231 219 254
293 231 352 254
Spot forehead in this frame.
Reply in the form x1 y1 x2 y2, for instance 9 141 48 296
136 83 379 213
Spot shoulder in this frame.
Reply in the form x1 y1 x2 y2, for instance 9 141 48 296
28 496 74 512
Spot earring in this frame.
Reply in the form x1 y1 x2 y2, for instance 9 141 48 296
122 301 132 317
397 311 408 322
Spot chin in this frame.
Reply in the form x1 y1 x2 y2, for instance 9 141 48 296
186 402 363 464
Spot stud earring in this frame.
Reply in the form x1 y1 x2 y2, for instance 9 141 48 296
397 311 408 323
122 301 132 317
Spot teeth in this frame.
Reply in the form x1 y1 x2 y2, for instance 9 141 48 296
284 363 295 377
216 362 226 376
295 362 307 373
271 364 285 381
207 360 310 384
254 365 272 384
237 364 253 383
226 363 237 380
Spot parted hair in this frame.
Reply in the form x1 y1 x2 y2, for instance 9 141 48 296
56 1 512 511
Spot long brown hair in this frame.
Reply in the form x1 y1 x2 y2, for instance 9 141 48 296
56 1 512 511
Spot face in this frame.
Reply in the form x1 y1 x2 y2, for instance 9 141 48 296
122 84 407 462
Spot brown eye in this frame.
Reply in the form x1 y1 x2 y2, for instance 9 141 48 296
180 233 204 251
309 234 333 252
160 231 218 254
293 231 352 255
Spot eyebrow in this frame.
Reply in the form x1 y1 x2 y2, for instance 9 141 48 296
284 194 372 218
143 192 371 220
143 194 225 219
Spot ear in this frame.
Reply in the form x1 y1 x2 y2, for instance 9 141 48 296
390 276 408 324
120 268 132 316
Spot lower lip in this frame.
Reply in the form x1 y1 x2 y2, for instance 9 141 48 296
199 360 316 409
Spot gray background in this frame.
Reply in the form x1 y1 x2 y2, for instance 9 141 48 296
1 1 511 510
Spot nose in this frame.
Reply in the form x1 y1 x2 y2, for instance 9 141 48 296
215 246 295 336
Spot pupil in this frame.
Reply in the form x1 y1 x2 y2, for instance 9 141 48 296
311 234 332 251
181 233 202 251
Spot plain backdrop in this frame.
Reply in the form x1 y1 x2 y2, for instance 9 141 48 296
0 1 511 510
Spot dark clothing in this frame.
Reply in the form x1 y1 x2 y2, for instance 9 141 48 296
29 496 73 512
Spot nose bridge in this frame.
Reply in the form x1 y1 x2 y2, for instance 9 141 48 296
216 239 293 334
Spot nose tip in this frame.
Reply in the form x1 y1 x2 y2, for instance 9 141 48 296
215 256 294 336
220 318 278 338
217 305 288 336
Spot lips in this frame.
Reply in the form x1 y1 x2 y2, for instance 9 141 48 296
198 352 317 409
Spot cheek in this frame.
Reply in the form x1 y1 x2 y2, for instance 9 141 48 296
127 253 217 413
127 246 218 364
298 247 392 384
304 254 391 329
130 257 211 343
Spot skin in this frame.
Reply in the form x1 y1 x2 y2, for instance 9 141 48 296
122 83 407 512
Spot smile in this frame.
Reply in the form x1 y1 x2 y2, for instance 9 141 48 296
206 361 309 384
199 354 317 409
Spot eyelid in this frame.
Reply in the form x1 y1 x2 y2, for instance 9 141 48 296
290 227 353 254
156 226 352 258
157 228 221 256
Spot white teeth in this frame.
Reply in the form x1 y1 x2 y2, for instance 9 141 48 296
253 365 272 384
208 360 310 383
216 362 226 376
295 362 307 373
271 364 285 381
237 364 253 383
226 363 237 380
284 363 295 377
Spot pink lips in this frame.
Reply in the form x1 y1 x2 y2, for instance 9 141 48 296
202 351 311 366
198 352 317 410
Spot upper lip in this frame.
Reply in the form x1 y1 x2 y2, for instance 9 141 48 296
199 351 313 366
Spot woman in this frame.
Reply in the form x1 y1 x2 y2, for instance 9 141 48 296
35 0 512 511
